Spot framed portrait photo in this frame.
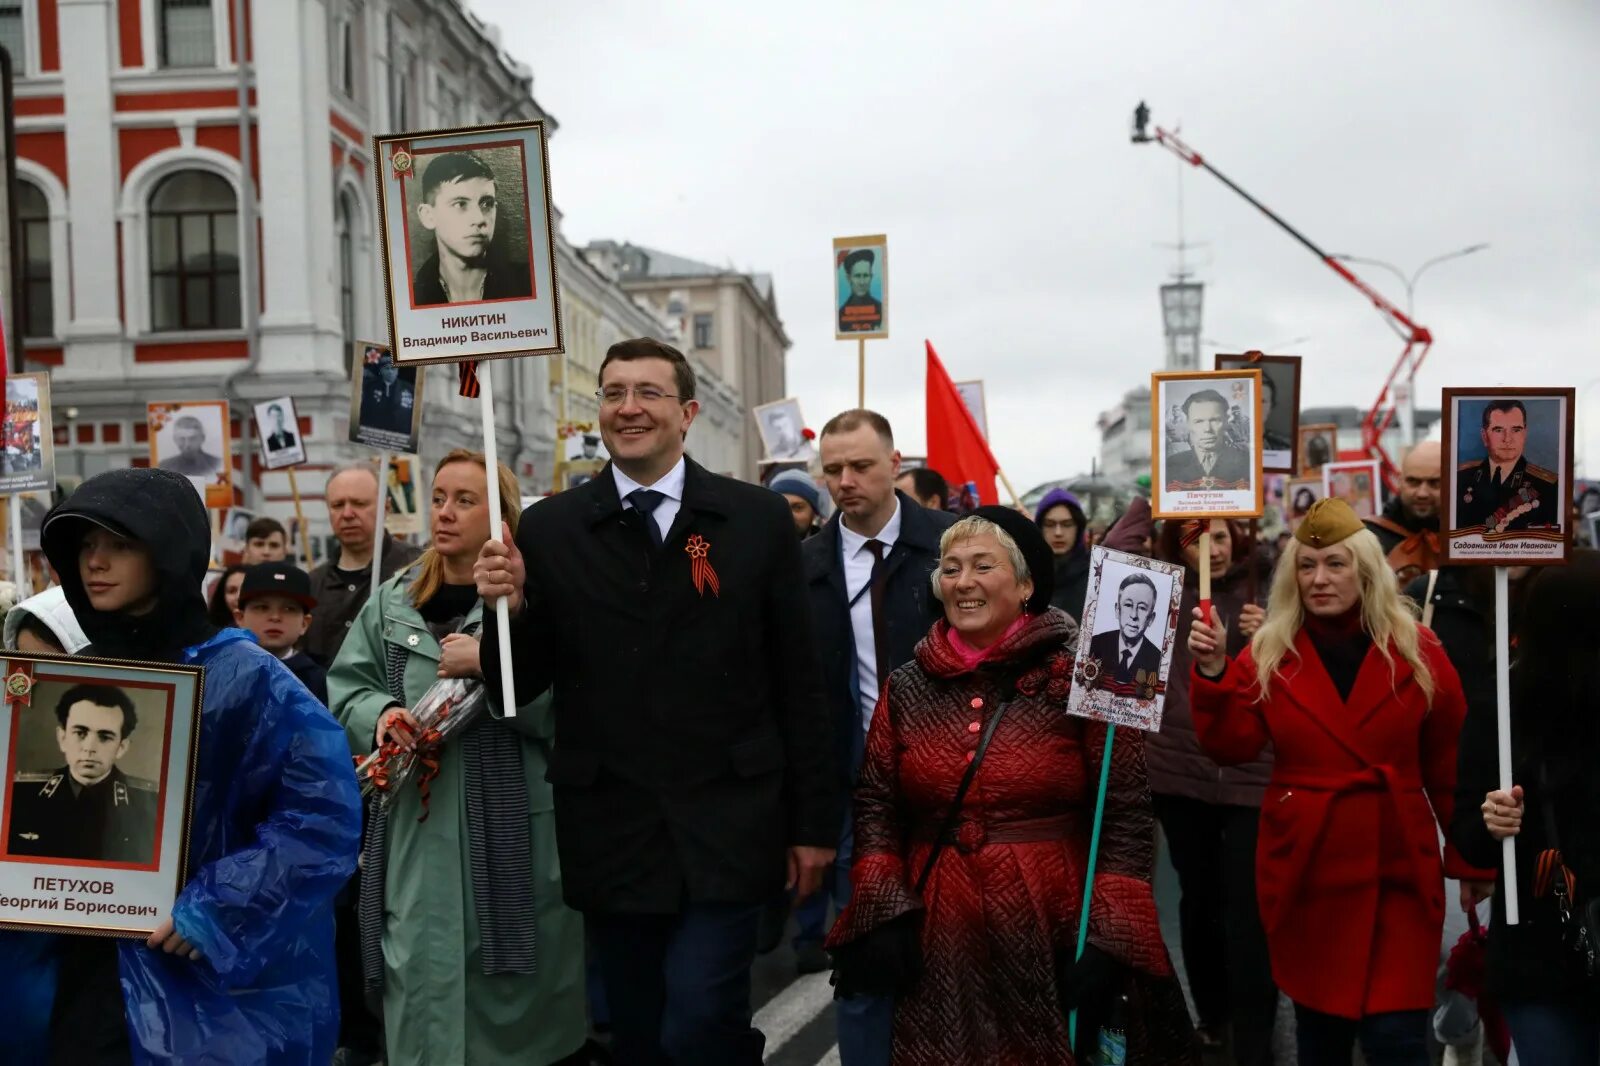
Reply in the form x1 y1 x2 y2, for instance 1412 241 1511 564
349 341 426 454
562 425 609 465
753 397 811 461
955 380 989 439
374 120 562 366
253 396 305 470
1441 386 1574 566
1 373 56 496
1284 476 1325 531
0 654 202 937
1322 459 1382 520
833 234 888 340
383 455 423 537
1066 547 1185 732
1214 353 1300 473
148 400 232 508
1149 369 1264 519
1298 422 1338 476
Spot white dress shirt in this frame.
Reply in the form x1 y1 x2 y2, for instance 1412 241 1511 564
838 499 902 732
613 457 687 542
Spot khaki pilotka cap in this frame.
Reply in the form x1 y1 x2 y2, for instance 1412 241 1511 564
1294 497 1365 549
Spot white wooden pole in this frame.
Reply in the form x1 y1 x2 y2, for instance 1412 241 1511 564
9 495 27 599
371 451 391 603
478 365 518 718
1495 565 1519 925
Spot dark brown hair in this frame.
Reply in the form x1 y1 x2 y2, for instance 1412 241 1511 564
820 408 894 448
244 516 286 542
599 338 697 402
1155 517 1254 571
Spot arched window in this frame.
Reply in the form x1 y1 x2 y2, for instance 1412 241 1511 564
149 170 240 332
337 190 356 344
17 181 52 338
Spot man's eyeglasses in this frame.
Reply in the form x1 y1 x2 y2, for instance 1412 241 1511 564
1041 520 1077 532
596 385 682 407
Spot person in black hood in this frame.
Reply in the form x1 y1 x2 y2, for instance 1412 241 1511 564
20 467 363 1065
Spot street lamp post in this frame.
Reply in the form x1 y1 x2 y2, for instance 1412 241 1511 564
1331 244 1489 448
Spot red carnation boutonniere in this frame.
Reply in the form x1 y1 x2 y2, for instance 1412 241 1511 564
685 534 721 598
802 427 816 442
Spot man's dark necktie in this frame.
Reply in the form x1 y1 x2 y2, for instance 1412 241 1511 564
1121 649 1132 679
1491 467 1503 492
866 540 892 692
628 489 665 548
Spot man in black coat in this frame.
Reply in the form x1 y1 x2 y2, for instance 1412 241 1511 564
801 410 954 1064
478 338 838 1066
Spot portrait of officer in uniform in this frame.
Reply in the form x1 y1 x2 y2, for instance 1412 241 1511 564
1165 388 1252 489
409 150 534 308
1455 398 1559 533
6 683 158 865
360 351 418 437
1087 572 1164 698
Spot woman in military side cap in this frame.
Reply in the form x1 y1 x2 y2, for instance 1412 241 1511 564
1187 498 1495 1066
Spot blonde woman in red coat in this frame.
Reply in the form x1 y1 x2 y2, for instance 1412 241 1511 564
1186 498 1494 1066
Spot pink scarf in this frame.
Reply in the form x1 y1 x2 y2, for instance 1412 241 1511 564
945 614 1029 671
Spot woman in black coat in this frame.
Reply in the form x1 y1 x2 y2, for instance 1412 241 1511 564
1452 550 1600 1064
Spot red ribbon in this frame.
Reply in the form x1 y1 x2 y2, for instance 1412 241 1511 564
685 535 720 598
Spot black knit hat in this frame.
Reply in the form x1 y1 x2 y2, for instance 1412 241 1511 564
972 505 1054 613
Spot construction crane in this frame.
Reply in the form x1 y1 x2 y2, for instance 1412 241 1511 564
1131 101 1427 487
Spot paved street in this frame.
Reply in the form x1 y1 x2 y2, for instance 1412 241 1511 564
746 836 1300 1065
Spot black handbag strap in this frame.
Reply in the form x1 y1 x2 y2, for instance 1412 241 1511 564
914 688 1014 896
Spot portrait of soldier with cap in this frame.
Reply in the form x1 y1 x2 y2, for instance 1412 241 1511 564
7 683 159 865
834 237 888 337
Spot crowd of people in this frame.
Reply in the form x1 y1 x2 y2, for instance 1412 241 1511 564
0 335 1593 1066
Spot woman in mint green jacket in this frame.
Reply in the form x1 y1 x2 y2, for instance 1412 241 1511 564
329 449 586 1066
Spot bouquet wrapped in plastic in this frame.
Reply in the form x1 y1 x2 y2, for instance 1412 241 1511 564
354 674 487 820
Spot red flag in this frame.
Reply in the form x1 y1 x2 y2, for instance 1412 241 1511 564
926 340 999 505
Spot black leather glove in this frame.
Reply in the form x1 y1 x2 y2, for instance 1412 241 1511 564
1055 943 1124 1058
829 912 922 999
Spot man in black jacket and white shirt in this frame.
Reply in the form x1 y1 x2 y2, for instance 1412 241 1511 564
477 338 838 1066
802 409 955 1066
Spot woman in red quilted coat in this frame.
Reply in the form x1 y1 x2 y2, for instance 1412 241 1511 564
826 508 1196 1065
1188 498 1495 1066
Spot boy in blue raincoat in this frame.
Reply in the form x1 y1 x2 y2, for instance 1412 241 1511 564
6 467 362 1064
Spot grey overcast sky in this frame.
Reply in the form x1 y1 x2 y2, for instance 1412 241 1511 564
476 1 1600 490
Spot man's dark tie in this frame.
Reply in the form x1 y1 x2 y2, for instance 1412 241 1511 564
628 489 665 548
1491 467 1503 492
1121 649 1132 679
866 540 892 692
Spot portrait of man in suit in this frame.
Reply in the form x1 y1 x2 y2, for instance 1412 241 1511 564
264 404 297 453
1165 388 1251 490
1087 572 1163 697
